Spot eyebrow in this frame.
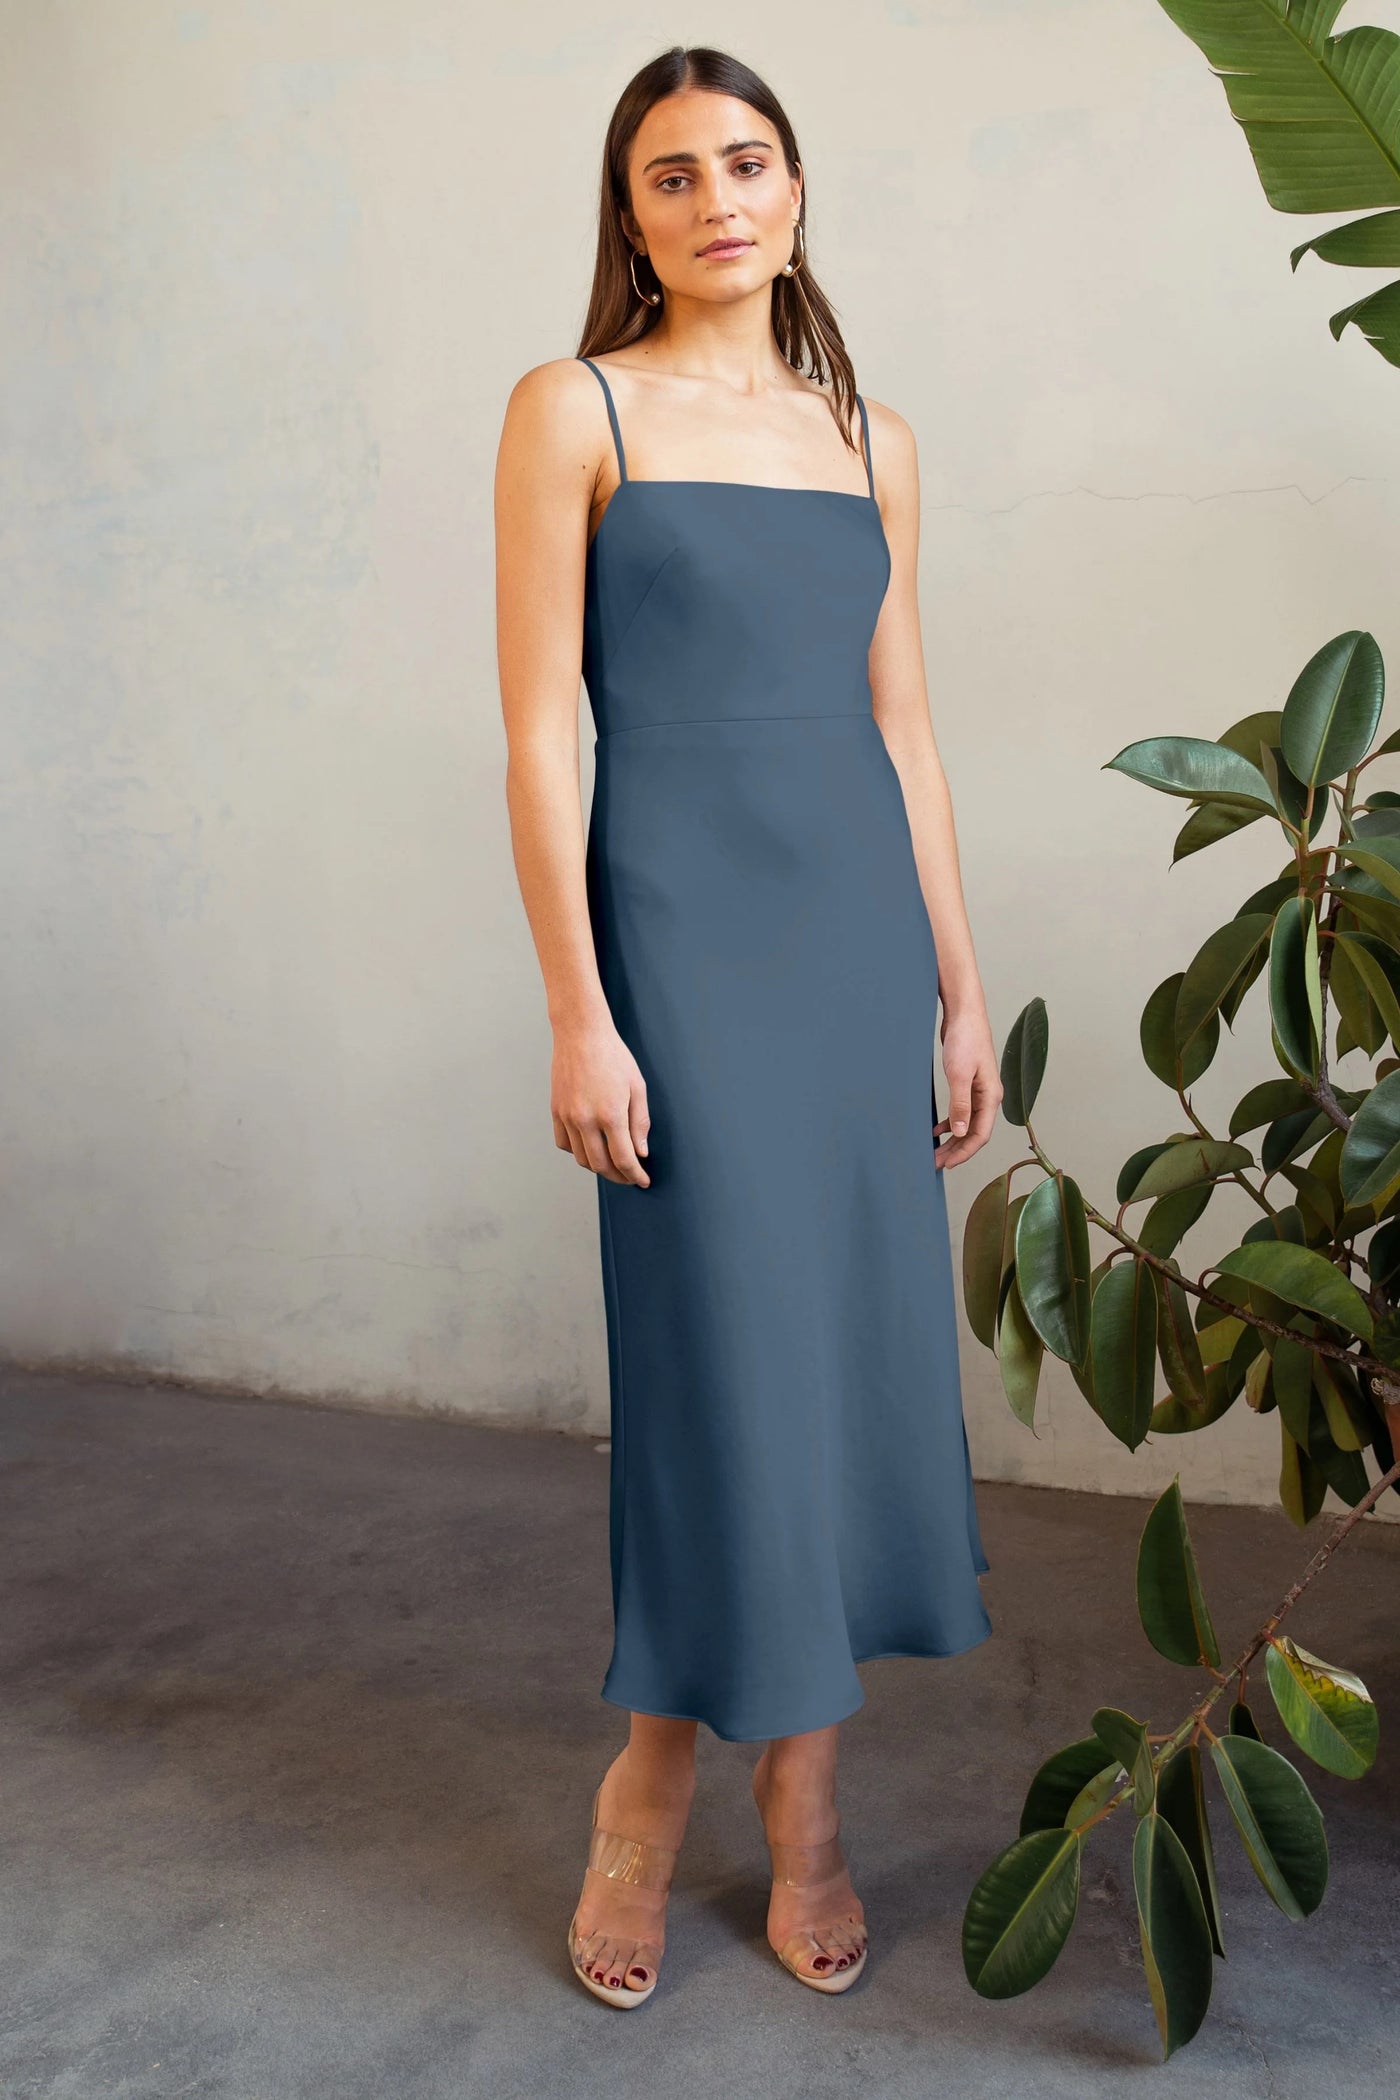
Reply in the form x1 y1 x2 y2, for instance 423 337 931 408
639 137 775 174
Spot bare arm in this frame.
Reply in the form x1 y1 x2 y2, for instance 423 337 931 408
495 358 651 1187
864 401 1002 1168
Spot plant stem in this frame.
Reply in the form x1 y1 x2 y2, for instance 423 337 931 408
1075 1451 1400 1833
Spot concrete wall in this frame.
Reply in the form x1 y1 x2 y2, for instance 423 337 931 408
4 0 1399 1516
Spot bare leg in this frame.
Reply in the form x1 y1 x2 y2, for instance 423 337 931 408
752 1724 867 1980
571 1714 698 1993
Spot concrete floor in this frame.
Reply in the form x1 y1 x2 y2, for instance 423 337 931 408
1 1368 1397 2099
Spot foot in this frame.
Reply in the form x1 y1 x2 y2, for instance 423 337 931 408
570 1745 695 1996
752 1743 867 1983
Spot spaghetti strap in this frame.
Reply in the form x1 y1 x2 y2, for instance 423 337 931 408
578 356 629 483
855 393 875 499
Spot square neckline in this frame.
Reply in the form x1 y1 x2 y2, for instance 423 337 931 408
578 356 882 555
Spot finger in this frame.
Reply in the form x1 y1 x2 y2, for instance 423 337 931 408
630 1090 650 1164
578 1119 627 1184
602 1113 650 1187
552 1111 573 1152
562 1119 593 1172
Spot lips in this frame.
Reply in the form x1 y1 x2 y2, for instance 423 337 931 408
699 239 752 257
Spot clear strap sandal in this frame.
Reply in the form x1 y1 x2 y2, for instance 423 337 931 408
567 1781 680 2009
765 1822 869 1992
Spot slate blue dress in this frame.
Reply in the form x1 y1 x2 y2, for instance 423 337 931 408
577 354 991 1742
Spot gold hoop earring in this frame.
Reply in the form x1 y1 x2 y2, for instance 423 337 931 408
629 247 662 306
780 221 805 277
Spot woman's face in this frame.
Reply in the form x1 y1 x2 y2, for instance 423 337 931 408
621 90 802 304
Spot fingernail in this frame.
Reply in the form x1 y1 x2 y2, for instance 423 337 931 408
953 1120 967 1134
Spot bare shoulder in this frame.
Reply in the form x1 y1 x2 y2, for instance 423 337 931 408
859 395 917 479
500 354 617 470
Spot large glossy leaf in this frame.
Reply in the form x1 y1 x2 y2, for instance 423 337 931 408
1137 1478 1222 1668
964 1172 1023 1349
1271 1333 1317 1447
962 1827 1082 1997
1093 1706 1156 1816
1158 1743 1226 1957
1000 999 1048 1127
1141 974 1219 1090
1208 1734 1329 1921
1015 1172 1093 1367
1215 1240 1374 1343
1133 1806 1215 2060
1150 1361 1242 1434
1154 1263 1210 1411
1153 1 1400 208
1280 631 1386 787
1329 277 1400 363
1265 1635 1379 1779
1338 834 1400 906
1089 1259 1158 1451
1019 1737 1121 1837
1137 1180 1215 1258
997 1271 1043 1431
1280 1420 1329 1526
1177 915 1274 1051
1336 930 1400 1047
1293 206 1400 267
1268 895 1322 1081
1104 735 1275 810
1339 1068 1400 1206
1122 1136 1254 1202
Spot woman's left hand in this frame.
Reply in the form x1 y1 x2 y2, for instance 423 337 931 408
934 1003 1003 1168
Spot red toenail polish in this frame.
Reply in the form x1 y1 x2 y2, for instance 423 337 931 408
629 1967 646 1979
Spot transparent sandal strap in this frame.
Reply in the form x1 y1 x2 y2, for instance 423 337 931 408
766 1829 846 1887
587 1824 678 1890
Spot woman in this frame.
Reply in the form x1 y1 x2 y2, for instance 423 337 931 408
495 45 1001 2007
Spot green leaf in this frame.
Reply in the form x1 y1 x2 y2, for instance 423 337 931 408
1268 896 1322 1082
1329 278 1400 364
1215 1240 1374 1343
1092 1707 1156 1816
961 1827 1082 1998
1177 915 1274 1053
1229 1699 1263 1741
1280 1421 1328 1527
996 1272 1043 1432
1339 1068 1400 1208
1149 1361 1241 1435
1019 1737 1121 1837
1280 632 1386 787
1141 974 1218 1090
1015 1172 1094 1367
1122 1136 1254 1201
1151 2 1400 215
1208 1734 1329 1921
1133 1805 1214 2060
1272 1334 1317 1448
1104 735 1276 810
1088 1259 1158 1451
1137 1478 1222 1668
1293 207 1400 268
964 1172 1022 1350
1000 999 1048 1127
1154 1264 1210 1411
1158 1743 1226 1958
1265 1636 1379 1779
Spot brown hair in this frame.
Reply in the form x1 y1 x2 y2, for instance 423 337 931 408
576 45 862 455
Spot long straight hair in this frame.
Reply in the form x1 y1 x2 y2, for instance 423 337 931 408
576 46 863 456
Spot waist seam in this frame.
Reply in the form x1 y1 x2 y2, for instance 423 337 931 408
596 708 873 740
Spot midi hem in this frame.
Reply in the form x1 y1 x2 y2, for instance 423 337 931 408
599 1616 995 1744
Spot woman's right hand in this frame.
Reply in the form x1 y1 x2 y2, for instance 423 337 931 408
551 1018 652 1187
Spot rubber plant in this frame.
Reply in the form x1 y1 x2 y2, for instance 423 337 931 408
959 637 1400 2057
1150 0 1400 368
